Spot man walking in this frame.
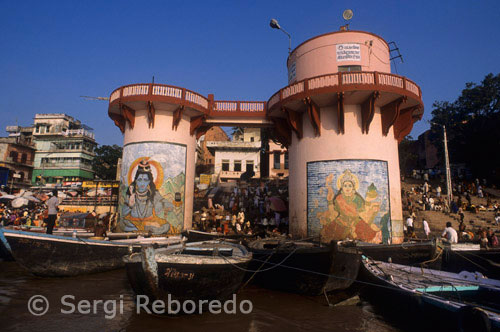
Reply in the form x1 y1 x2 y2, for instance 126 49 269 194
406 215 414 237
46 190 59 234
422 218 430 239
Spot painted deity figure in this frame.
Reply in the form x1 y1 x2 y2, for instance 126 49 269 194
320 170 382 243
121 159 172 233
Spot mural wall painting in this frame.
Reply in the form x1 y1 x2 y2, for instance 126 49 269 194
308 160 391 244
118 142 186 235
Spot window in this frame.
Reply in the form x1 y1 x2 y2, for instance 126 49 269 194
338 65 361 72
21 153 27 164
222 160 229 171
9 151 18 162
284 152 289 169
246 160 254 173
250 137 254 142
273 152 281 169
234 160 241 172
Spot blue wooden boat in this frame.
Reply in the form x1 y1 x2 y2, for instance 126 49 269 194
361 256 500 332
0 228 182 277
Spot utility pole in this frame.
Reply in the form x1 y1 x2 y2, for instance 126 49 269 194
443 125 453 207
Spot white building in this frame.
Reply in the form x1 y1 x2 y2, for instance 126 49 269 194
207 128 261 182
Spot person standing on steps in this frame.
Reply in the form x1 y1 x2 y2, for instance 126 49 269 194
46 189 59 234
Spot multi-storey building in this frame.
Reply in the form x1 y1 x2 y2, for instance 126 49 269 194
31 113 97 184
0 126 36 191
207 128 261 182
267 141 289 178
196 126 230 174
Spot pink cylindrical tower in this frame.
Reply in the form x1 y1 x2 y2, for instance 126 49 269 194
107 85 211 234
268 30 423 244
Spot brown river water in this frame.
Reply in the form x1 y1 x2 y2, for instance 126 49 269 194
0 261 404 332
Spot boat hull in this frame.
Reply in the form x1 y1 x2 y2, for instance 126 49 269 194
182 230 256 244
360 258 500 332
124 242 251 313
3 229 140 277
353 240 440 267
442 247 500 280
247 241 360 296
0 229 14 261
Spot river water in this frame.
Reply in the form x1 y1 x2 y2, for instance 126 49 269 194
0 261 404 332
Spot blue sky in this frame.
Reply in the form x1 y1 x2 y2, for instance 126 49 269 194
1 0 499 145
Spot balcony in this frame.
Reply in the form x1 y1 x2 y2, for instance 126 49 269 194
108 83 269 133
40 162 93 171
62 129 95 140
220 170 260 179
267 71 421 112
206 141 261 149
267 71 424 145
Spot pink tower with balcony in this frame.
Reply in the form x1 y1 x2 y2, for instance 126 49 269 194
108 27 422 244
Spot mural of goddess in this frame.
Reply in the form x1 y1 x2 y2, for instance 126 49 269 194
121 158 173 233
320 169 382 243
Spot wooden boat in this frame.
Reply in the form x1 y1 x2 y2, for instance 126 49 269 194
124 241 252 314
361 256 500 332
246 238 360 296
0 228 182 277
441 243 500 280
181 229 256 244
344 239 441 268
0 228 14 261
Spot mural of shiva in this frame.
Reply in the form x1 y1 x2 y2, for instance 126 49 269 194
118 142 186 235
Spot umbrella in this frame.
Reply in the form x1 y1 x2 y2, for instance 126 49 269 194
24 196 41 203
21 190 34 197
11 197 29 208
269 196 287 212
0 193 16 200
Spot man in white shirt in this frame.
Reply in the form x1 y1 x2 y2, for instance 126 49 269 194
406 216 414 236
441 222 458 244
422 219 430 239
46 190 59 234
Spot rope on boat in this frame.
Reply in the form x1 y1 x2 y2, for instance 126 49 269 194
217 246 299 273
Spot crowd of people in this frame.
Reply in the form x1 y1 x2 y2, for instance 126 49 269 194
402 173 500 249
193 180 289 237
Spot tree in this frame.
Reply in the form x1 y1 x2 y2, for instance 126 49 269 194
429 73 500 184
398 136 419 176
92 145 122 180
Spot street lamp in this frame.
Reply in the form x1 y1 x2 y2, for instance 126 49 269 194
270 18 291 54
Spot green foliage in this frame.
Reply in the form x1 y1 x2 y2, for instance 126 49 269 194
429 73 500 183
92 144 122 180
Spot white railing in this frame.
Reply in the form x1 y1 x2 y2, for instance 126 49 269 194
308 74 339 90
282 82 304 99
152 85 183 98
185 91 208 108
378 73 403 88
63 129 95 139
110 90 121 102
122 85 149 97
342 72 375 85
240 102 265 112
406 80 419 96
214 102 238 112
